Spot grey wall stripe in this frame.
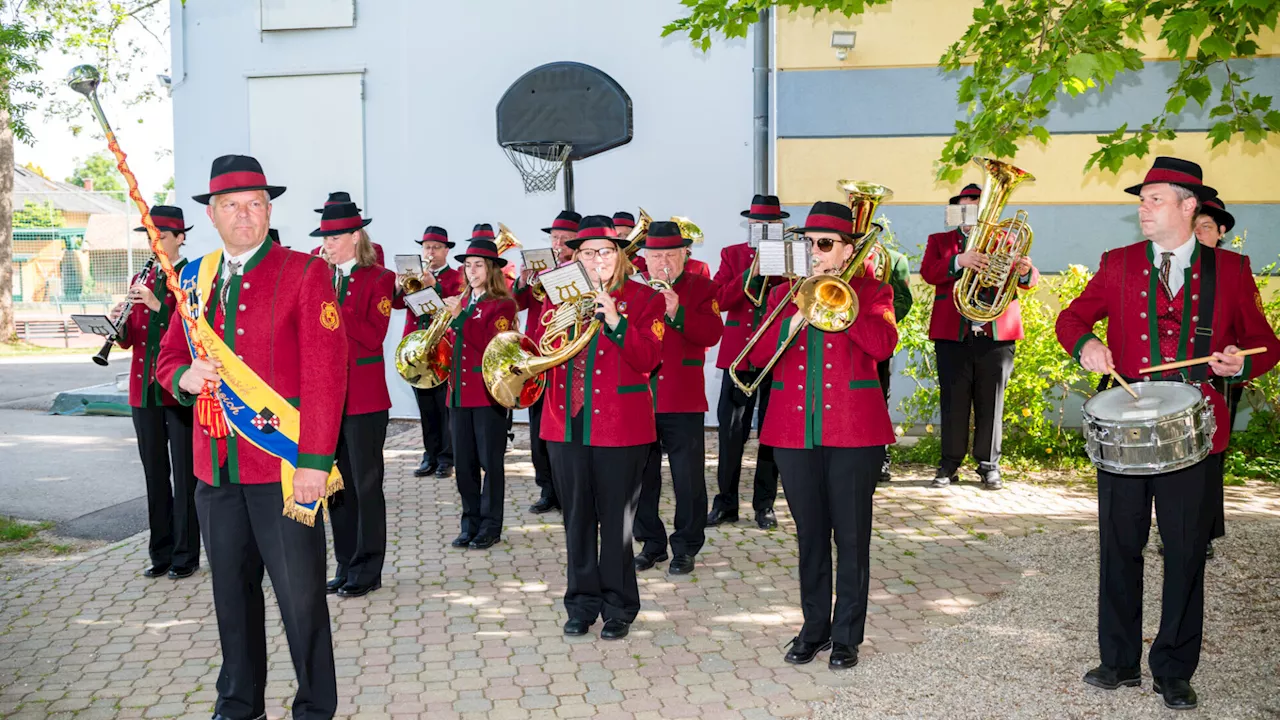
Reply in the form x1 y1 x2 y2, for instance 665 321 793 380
781 203 1280 273
777 58 1280 138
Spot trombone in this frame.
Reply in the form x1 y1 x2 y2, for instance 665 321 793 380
729 182 893 397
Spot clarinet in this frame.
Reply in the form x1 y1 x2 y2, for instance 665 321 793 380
93 256 157 367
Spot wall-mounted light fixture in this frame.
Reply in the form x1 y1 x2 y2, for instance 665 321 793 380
831 30 857 61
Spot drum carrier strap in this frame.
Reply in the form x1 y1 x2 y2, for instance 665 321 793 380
1188 246 1216 384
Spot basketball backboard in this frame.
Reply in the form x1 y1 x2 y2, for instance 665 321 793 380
496 61 633 161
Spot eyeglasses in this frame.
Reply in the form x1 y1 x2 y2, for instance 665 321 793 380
803 236 849 252
576 248 618 260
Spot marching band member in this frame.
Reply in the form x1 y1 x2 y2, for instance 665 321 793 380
540 215 665 640
112 205 200 580
513 210 580 514
446 226 518 550
633 221 724 575
708 194 786 530
313 203 395 598
921 183 1039 490
310 191 384 265
393 226 463 480
156 155 346 720
877 244 914 482
1194 197 1241 556
751 201 897 670
620 211 711 278
1057 157 1279 710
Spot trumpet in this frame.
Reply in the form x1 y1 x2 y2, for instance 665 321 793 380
953 157 1035 323
400 271 428 294
729 182 892 396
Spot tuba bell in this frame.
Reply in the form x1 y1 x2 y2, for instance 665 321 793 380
671 215 702 245
953 157 1035 323
394 298 455 389
495 222 522 257
622 208 651 259
838 180 894 282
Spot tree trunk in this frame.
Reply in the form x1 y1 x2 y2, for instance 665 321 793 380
0 78 16 344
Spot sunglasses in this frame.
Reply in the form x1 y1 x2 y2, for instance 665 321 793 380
804 236 850 253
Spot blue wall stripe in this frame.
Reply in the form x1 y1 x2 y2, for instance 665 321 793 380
781 203 1280 274
777 59 1280 139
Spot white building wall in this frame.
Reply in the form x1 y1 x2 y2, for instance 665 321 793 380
170 0 754 421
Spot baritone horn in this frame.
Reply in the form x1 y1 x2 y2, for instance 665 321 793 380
729 182 893 397
953 158 1035 323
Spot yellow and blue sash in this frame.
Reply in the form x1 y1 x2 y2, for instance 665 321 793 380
179 250 342 525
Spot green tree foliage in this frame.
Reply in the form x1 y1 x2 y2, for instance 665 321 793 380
664 0 1280 181
12 199 63 227
66 150 125 201
152 175 173 205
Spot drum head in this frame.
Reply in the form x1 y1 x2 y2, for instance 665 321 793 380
1085 381 1201 421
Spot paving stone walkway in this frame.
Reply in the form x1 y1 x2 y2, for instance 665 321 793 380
2 426 1278 720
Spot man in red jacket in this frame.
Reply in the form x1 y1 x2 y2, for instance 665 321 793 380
110 205 200 580
708 194 787 529
920 183 1039 490
156 155 346 720
392 225 463 479
1057 156 1279 711
632 221 724 576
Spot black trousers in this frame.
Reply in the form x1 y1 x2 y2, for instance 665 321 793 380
131 404 200 570
935 337 1015 473
776 446 881 646
528 394 556 503
414 383 452 468
878 357 893 469
330 410 388 586
452 404 509 537
634 412 708 557
1097 459 1213 679
713 368 779 514
548 413 647 623
196 477 337 720
1209 385 1244 540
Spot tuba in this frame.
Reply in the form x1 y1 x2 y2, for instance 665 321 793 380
671 215 702 245
622 208 651 259
953 157 1035 323
394 296 456 389
729 182 893 397
483 283 602 409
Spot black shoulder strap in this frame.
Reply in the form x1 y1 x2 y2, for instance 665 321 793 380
1189 246 1216 382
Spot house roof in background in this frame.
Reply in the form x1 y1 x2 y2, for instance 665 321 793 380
82 214 152 251
13 166 129 215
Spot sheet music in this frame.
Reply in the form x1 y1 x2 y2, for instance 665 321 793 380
404 287 444 318
945 204 979 227
71 314 118 337
748 221 785 248
520 248 557 276
394 254 423 276
757 239 811 278
538 261 595 307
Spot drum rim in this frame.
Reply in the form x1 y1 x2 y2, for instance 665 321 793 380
1083 380 1205 423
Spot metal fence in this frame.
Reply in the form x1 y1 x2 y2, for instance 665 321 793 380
11 190 147 315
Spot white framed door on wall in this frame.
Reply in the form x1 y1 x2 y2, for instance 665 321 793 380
247 72 365 251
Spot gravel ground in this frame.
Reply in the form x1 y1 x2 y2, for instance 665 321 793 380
812 519 1280 719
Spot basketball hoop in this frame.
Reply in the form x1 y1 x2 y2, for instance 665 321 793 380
501 141 572 194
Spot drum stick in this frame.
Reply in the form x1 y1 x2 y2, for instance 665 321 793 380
1110 371 1139 400
1139 347 1267 375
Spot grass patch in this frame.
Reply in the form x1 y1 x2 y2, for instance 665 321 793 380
0 340 96 357
0 516 53 542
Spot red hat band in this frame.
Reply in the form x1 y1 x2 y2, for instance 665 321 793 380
208 170 270 195
422 232 449 244
802 213 853 235
749 203 782 215
471 229 495 240
151 216 184 231
319 215 366 233
1142 168 1203 187
550 218 580 232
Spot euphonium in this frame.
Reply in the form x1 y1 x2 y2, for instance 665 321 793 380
953 157 1035 323
394 300 454 389
622 208 651 258
483 293 601 409
671 215 702 245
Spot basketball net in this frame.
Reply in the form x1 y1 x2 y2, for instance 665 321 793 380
502 141 571 194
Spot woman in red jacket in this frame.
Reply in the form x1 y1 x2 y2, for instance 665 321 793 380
446 226 519 551
539 215 666 641
313 202 395 598
751 201 898 670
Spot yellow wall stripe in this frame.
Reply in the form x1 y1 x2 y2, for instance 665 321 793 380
777 133 1280 206
778 3 1280 70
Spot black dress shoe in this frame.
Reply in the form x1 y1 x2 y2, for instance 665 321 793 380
879 460 892 484
212 714 265 720
634 549 668 572
414 457 437 478
435 465 454 479
755 508 778 530
168 566 197 580
828 642 858 669
931 471 957 488
336 581 381 598
563 618 591 636
469 534 500 550
980 469 1003 490
1206 541 1215 560
450 533 474 548
143 564 170 578
706 507 738 526
529 496 560 514
783 637 832 665
668 554 695 575
1082 664 1141 690
1153 676 1197 710
326 576 346 594
600 619 630 640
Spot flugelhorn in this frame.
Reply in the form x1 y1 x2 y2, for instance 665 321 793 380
647 266 673 292
953 158 1034 323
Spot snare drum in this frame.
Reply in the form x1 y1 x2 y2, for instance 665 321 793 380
1082 381 1216 476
